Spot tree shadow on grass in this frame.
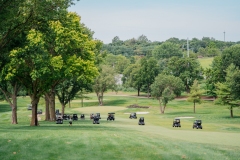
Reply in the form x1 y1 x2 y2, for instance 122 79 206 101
0 122 122 132
0 103 11 113
103 99 128 106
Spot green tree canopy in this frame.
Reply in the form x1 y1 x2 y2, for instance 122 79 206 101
152 42 183 59
187 80 205 113
151 74 184 113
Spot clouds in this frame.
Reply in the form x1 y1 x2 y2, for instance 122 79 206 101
69 0 240 43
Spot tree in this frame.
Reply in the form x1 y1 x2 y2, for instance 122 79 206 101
151 74 184 114
152 42 183 59
104 54 130 74
56 78 92 115
167 57 203 92
0 80 21 124
6 12 99 126
187 80 205 113
93 65 118 106
140 57 159 98
215 64 240 118
122 63 143 96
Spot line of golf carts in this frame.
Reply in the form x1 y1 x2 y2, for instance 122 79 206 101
172 118 203 129
55 108 202 129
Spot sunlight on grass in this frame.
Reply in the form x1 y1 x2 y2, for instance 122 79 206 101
0 92 240 160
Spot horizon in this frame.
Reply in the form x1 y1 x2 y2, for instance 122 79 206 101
69 0 240 44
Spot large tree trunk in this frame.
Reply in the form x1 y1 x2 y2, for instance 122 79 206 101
30 95 40 126
137 87 140 96
11 93 18 124
49 87 56 121
230 106 233 118
159 99 164 114
44 95 50 121
61 103 65 116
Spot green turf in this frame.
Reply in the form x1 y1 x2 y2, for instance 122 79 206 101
0 92 240 160
198 57 214 69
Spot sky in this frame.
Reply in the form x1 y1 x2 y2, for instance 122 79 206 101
68 0 240 44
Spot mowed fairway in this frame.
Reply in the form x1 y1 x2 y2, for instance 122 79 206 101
0 93 240 160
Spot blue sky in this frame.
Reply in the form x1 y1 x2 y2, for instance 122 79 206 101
69 0 240 44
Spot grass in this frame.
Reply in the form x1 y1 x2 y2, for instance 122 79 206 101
198 57 214 69
0 92 240 160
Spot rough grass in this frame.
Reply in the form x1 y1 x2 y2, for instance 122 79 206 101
0 93 240 160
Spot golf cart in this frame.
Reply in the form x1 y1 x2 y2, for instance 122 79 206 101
63 114 70 120
37 109 42 114
56 115 63 124
173 118 181 127
193 120 202 129
27 104 32 110
80 114 85 119
55 109 60 115
138 117 145 125
90 113 94 119
93 115 100 124
129 112 137 119
96 113 101 119
72 114 78 121
107 112 115 121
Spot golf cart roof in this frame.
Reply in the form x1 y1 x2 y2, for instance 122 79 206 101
108 112 115 114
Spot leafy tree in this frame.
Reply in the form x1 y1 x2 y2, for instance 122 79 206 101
6 12 99 126
215 64 240 118
122 63 143 96
140 57 159 97
56 78 92 115
187 80 205 113
93 65 118 106
152 42 183 59
104 54 130 74
151 74 184 114
167 57 203 92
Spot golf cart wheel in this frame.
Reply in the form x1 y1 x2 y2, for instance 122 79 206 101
93 121 95 124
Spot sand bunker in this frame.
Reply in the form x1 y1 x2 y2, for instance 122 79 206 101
175 117 195 119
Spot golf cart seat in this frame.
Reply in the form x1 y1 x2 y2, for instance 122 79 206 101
193 120 202 129
173 118 181 127
37 109 42 114
93 115 100 124
56 115 63 124
72 114 78 121
138 117 145 125
63 114 70 120
80 114 85 119
129 112 137 119
107 112 115 121
96 113 101 119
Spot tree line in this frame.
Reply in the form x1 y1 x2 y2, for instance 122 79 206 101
1 1 240 126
